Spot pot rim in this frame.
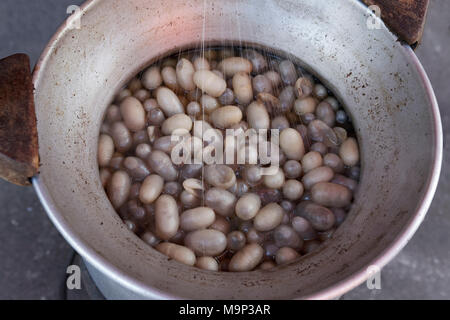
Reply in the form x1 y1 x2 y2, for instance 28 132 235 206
31 0 443 300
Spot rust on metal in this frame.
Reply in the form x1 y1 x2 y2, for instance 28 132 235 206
362 0 430 45
0 54 39 186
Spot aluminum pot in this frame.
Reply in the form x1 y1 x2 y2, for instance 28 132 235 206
2 0 442 299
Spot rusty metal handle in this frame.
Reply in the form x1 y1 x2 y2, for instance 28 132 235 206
0 54 39 186
362 0 430 46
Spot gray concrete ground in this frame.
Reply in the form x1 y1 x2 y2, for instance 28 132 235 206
0 0 448 300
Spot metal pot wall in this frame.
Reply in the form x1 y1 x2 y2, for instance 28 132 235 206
0 0 442 299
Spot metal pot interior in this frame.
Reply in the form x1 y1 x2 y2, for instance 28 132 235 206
32 0 441 299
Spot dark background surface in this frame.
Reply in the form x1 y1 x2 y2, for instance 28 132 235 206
0 0 449 300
